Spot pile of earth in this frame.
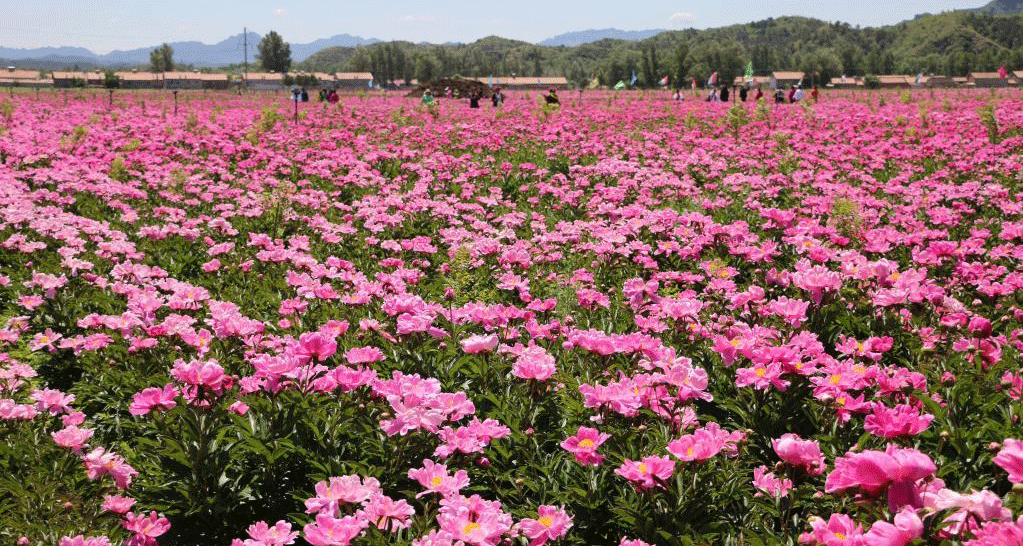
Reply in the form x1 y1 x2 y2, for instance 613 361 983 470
406 78 493 99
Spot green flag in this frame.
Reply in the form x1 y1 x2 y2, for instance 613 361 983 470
744 61 754 80
614 80 627 90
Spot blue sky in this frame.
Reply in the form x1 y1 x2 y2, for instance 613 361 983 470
5 0 986 52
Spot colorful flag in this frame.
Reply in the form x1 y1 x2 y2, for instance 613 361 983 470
744 62 753 80
659 75 670 86
614 80 627 90
999 66 1009 80
707 72 718 86
916 73 922 84
630 71 638 86
588 77 599 89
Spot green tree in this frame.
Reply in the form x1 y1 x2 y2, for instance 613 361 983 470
258 31 292 73
149 43 174 73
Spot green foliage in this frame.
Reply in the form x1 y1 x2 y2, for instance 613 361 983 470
108 156 129 181
258 31 292 73
150 43 175 73
298 12 1023 86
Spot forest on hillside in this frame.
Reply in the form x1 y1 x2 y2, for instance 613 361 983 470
295 11 1023 87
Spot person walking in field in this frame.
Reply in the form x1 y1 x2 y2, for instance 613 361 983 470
469 91 480 109
719 85 729 103
491 87 504 107
811 85 819 102
421 89 436 106
793 85 805 102
787 85 797 103
739 85 748 102
327 89 339 104
754 85 764 102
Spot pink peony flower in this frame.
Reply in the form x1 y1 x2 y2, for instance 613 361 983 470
242 520 299 546
102 495 136 514
560 426 611 466
863 507 923 546
51 425 94 450
825 445 936 512
512 344 557 381
129 384 178 415
408 459 470 498
615 456 675 490
994 438 1023 482
518 505 573 546
296 331 338 362
460 334 499 354
303 514 368 546
122 511 171 546
83 447 139 489
772 433 825 475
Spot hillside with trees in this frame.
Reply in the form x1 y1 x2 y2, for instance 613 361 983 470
298 11 1023 87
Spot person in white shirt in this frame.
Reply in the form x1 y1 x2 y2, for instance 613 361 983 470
793 85 805 102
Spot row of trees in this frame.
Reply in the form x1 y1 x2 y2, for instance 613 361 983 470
298 12 1023 88
148 31 293 74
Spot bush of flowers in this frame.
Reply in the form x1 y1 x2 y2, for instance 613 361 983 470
1 87 1023 546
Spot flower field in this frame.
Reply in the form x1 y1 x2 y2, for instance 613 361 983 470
2 88 1023 546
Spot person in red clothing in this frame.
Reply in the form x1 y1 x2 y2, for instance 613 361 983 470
754 85 764 102
787 85 797 103
811 85 819 102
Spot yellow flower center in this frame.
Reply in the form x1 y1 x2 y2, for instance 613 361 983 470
538 516 553 527
834 532 846 540
578 439 595 449
637 463 648 473
730 339 740 347
755 368 767 378
40 336 49 343
463 522 480 534
836 397 846 406
431 476 443 487
891 273 901 281
857 342 863 352
830 374 842 385
686 447 694 456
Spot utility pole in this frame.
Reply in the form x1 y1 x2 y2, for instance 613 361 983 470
243 27 249 93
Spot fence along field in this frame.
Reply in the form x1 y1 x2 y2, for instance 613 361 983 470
1 87 1023 546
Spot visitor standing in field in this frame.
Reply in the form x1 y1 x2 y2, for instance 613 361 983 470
422 89 435 106
774 89 785 103
719 85 729 103
491 87 504 106
739 86 748 102
327 89 339 104
544 88 559 105
794 86 805 102
811 85 819 102
469 91 480 109
754 85 764 102
787 85 797 103
300 88 309 102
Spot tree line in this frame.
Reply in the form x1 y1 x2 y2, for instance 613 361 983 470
294 11 1023 87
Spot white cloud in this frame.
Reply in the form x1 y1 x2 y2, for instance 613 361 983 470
273 8 287 17
669 11 696 23
403 14 438 22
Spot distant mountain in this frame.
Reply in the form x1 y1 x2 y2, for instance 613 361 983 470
538 29 669 47
975 0 1023 14
0 33 379 69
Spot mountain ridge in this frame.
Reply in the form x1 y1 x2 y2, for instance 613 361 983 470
538 28 671 47
0 33 379 68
